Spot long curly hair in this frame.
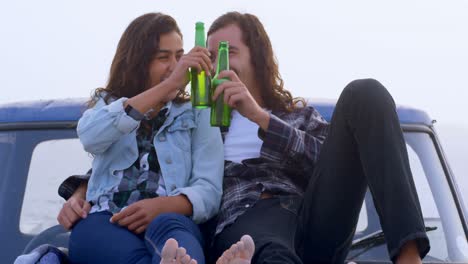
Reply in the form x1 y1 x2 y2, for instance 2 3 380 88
207 12 305 112
88 12 189 107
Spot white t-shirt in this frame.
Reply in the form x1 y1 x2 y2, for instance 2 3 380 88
224 110 264 163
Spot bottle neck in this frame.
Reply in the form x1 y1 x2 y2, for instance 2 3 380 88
195 29 206 47
215 47 229 75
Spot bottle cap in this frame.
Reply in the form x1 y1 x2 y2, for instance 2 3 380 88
219 41 229 48
196 22 204 30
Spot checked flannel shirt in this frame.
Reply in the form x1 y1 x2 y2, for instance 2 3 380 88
214 105 329 235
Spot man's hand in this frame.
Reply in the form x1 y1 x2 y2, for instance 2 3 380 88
212 70 270 130
57 183 90 230
57 197 91 230
110 198 163 234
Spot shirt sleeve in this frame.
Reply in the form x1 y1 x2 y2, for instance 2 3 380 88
57 170 91 200
259 106 329 165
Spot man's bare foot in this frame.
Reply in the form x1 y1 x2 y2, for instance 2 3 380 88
396 240 422 264
160 238 197 264
216 235 255 264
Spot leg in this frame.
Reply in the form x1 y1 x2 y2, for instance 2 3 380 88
298 79 429 263
213 198 302 264
145 213 205 264
69 211 151 264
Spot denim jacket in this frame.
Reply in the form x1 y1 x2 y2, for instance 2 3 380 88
77 97 224 223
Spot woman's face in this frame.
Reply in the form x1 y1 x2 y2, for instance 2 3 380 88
148 31 184 88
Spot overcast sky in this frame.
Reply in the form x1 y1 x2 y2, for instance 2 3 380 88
1 0 467 121
0 0 466 200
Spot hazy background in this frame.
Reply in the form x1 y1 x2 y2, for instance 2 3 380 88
1 0 466 209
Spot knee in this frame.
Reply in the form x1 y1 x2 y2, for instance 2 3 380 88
148 213 188 231
342 78 395 111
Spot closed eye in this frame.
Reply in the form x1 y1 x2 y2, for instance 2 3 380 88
210 55 217 63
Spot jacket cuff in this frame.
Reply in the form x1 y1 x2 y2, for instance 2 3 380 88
175 187 211 224
107 98 140 134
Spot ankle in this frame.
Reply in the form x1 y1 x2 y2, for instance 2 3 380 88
396 240 421 264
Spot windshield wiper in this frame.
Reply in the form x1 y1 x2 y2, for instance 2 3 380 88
348 226 437 259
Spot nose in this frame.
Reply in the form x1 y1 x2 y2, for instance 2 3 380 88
209 57 216 75
168 55 178 71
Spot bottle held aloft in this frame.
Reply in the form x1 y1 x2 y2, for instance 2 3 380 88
210 41 231 127
190 22 211 108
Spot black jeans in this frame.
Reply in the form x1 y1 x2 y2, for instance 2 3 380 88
212 79 429 263
212 198 302 264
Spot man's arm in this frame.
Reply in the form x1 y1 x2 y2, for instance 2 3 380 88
58 173 90 201
57 177 91 230
257 108 328 165
212 70 329 165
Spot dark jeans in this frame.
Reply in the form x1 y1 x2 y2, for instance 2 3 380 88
212 198 302 264
69 212 205 264
213 79 430 264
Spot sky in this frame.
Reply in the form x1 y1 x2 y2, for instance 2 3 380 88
0 0 467 204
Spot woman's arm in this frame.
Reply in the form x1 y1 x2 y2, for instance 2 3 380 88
109 195 193 234
175 108 224 223
107 109 223 232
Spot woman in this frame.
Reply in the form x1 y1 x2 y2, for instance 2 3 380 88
68 13 223 264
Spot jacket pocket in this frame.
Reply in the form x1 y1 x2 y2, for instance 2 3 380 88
167 117 197 151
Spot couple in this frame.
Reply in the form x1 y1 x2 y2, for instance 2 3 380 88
57 11 430 264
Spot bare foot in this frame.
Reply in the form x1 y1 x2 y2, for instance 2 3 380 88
216 235 255 264
160 238 197 264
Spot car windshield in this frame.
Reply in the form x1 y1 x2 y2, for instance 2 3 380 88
349 129 468 263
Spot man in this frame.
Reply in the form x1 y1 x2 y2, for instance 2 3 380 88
58 12 429 264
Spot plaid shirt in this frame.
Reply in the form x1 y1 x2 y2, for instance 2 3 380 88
215 105 329 235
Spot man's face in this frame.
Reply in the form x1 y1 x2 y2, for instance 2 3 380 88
207 24 255 89
148 31 184 88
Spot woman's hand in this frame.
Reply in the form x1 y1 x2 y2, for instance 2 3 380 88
125 47 212 114
165 46 212 92
110 195 193 234
110 198 163 234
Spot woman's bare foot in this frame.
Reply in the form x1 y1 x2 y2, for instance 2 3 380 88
216 235 255 264
160 238 197 264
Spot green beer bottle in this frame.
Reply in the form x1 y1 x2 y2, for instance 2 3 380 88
210 41 231 127
190 22 211 108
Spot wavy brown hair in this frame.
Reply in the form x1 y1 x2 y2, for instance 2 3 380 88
207 12 305 112
88 12 189 107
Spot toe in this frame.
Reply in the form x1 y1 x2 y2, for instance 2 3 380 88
161 238 178 263
176 247 187 261
216 255 225 264
240 235 255 259
181 254 191 264
235 241 244 258
229 244 239 259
